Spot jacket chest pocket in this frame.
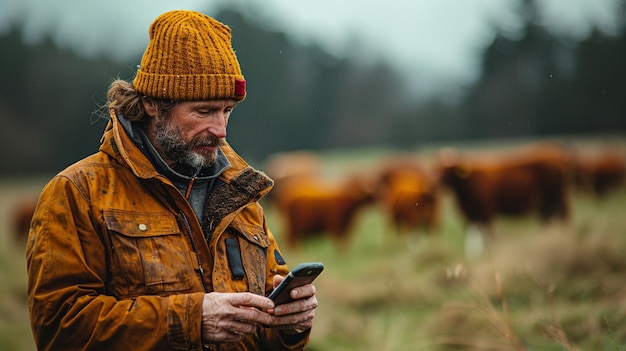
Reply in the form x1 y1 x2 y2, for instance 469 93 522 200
213 221 270 296
104 209 195 297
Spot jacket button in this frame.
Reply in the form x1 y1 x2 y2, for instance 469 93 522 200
138 223 148 231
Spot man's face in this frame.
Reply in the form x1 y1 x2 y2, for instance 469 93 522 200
147 100 237 169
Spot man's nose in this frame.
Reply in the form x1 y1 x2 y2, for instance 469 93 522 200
206 116 227 138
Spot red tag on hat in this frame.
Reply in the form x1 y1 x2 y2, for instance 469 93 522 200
235 79 246 96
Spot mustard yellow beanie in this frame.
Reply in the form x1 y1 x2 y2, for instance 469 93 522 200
133 10 246 101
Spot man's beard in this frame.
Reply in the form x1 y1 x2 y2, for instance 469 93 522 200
154 118 220 169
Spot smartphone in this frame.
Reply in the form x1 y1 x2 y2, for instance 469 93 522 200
267 262 324 305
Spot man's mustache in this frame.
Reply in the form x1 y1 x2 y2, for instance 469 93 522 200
192 135 221 147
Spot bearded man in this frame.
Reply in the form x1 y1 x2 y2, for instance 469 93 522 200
26 10 318 351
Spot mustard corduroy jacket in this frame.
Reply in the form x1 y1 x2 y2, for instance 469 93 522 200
26 110 307 350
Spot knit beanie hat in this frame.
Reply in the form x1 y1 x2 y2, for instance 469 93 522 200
133 10 246 101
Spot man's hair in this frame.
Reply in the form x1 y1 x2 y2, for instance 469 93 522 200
106 79 177 123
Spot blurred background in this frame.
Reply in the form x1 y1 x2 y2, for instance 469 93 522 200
0 0 624 175
2 0 626 350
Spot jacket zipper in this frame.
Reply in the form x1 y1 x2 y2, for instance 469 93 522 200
184 176 196 200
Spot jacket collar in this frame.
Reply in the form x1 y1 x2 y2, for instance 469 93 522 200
100 108 275 233
100 109 160 180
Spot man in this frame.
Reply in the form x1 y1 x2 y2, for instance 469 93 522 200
26 10 318 351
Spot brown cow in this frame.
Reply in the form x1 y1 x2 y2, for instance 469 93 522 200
572 147 626 196
273 173 375 248
437 143 571 240
373 157 441 236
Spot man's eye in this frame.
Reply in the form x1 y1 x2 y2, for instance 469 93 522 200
196 110 213 117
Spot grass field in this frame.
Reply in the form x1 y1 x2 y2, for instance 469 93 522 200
0 175 47 351
1 138 625 350
278 187 626 351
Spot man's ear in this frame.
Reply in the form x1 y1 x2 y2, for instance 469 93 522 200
141 99 159 118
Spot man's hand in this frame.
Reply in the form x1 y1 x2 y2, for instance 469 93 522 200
201 276 319 345
201 292 275 344
266 275 318 335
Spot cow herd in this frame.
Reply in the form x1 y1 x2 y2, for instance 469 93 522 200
6 141 626 252
262 141 626 249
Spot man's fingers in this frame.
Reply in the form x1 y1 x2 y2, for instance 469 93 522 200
270 294 318 317
289 283 316 300
231 306 273 327
229 292 275 311
273 274 285 288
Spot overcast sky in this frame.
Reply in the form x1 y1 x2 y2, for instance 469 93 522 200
0 0 621 96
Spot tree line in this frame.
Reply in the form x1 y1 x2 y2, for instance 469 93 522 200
1 0 625 176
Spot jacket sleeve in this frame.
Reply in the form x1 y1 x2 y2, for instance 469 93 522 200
26 175 205 351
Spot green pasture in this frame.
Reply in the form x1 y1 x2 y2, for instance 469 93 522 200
1 138 626 351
